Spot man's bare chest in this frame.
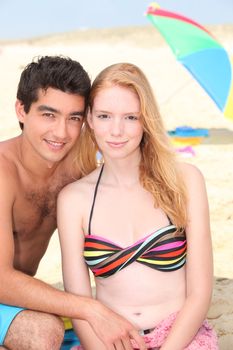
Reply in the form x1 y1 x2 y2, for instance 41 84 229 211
13 178 70 238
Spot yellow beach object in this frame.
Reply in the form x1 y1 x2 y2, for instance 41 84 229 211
61 316 73 330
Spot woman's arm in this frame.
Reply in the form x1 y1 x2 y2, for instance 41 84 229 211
161 163 213 350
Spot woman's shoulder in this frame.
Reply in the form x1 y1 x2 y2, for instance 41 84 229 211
178 161 206 189
58 166 102 202
179 161 203 175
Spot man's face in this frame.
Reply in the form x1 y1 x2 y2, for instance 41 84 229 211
16 88 85 165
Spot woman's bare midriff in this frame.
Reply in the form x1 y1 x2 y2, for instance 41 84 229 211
95 263 186 329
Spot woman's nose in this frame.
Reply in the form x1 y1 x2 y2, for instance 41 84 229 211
110 118 123 136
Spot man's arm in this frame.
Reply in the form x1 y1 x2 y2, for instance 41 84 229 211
0 166 145 350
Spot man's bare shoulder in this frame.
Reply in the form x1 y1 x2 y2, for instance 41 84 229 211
0 137 20 182
0 135 19 148
0 138 22 211
0 135 20 157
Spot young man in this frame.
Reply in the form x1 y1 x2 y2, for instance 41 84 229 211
0 56 145 350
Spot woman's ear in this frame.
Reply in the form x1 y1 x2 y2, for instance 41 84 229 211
15 100 26 125
87 109 94 129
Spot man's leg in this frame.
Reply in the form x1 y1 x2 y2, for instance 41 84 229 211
4 310 64 350
0 303 25 349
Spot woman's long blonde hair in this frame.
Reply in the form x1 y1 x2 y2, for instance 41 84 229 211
76 63 187 229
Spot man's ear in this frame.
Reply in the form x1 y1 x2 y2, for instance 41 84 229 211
87 110 93 129
15 100 26 125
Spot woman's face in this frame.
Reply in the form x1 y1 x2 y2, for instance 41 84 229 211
88 85 144 161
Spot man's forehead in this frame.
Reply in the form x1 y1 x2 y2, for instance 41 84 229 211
36 87 84 102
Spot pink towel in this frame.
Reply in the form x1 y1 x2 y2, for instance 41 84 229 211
131 312 218 349
71 312 218 349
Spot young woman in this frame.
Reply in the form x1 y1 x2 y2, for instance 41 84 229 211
57 63 218 349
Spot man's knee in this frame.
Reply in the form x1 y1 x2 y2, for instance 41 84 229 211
41 313 65 349
4 310 65 350
36 312 65 349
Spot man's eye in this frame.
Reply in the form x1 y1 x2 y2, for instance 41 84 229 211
43 113 54 118
70 116 82 122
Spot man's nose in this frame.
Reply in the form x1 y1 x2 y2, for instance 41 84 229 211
54 119 67 139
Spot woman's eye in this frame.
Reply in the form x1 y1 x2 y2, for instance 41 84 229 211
126 115 138 121
97 114 109 119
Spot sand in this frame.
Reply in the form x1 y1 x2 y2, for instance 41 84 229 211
1 24 233 349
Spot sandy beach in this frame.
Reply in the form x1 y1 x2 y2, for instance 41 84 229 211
1 24 233 349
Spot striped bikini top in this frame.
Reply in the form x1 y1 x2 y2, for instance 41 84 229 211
84 165 187 278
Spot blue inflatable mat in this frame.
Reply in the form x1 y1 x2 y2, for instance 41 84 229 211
168 126 209 137
61 329 80 350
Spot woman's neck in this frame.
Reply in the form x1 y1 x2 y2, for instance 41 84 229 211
102 154 141 187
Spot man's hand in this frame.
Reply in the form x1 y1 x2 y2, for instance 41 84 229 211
87 299 146 349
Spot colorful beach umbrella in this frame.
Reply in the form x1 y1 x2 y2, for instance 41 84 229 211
146 3 233 121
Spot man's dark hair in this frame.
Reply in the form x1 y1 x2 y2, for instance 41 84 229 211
17 55 91 129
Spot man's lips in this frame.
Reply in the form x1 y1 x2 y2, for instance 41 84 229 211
44 139 66 150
